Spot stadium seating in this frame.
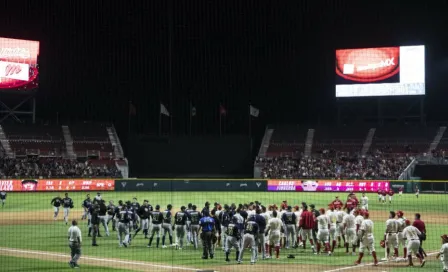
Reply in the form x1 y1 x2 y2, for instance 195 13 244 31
0 123 124 178
258 125 439 179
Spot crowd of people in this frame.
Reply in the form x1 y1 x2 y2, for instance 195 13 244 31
256 150 414 180
0 157 122 178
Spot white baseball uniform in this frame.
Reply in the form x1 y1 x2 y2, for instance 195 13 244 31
396 217 406 250
267 217 282 246
316 214 330 243
361 196 369 210
335 210 347 237
440 243 448 271
326 210 337 241
343 214 357 245
294 209 302 239
359 219 375 253
402 225 421 256
385 219 398 249
355 215 364 236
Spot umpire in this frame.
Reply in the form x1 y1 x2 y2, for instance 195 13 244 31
199 211 216 260
68 220 82 269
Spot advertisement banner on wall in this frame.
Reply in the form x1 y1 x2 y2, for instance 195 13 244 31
0 179 115 192
115 179 267 192
267 180 390 192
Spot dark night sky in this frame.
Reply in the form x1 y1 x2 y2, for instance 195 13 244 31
1 0 448 137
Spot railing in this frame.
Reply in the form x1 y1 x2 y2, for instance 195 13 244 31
8 135 64 141
14 148 64 157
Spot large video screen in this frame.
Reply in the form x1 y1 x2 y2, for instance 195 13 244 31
335 45 425 97
0 37 40 90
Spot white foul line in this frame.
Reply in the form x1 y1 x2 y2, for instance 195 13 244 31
323 251 438 272
0 247 202 271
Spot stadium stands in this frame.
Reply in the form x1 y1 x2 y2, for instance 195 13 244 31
0 123 126 178
257 125 441 179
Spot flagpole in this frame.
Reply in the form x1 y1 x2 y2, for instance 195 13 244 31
158 103 162 136
128 101 132 135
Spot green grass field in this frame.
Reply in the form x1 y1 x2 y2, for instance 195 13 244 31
0 191 446 272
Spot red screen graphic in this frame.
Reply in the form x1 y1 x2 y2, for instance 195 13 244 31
0 37 39 90
0 179 115 192
336 47 400 83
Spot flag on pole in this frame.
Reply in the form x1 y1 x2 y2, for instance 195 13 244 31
219 104 227 116
191 104 197 116
249 105 259 117
160 103 170 116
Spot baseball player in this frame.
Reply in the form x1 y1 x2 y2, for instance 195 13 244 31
199 211 216 260
186 203 193 243
361 193 369 211
396 211 407 259
81 194 92 221
130 198 141 235
93 192 102 204
189 205 202 249
147 205 163 248
335 206 347 248
316 208 332 256
68 220 82 269
113 200 124 232
437 234 448 272
354 210 365 254
106 200 116 231
388 189 395 204
234 208 245 248
238 215 259 264
0 191 7 207
261 206 272 255
282 206 296 249
62 193 74 225
254 208 267 259
138 200 151 239
381 190 387 204
299 203 316 253
210 210 221 253
219 205 231 251
89 204 100 246
309 204 320 249
377 189 382 203
266 210 283 259
51 195 63 220
415 186 420 198
326 205 337 252
354 212 378 266
117 205 131 247
161 204 174 248
331 196 343 210
398 186 404 196
342 208 357 255
293 205 302 248
174 206 188 250
224 216 241 262
402 220 425 267
384 211 399 259
201 201 210 216
125 202 136 244
98 200 109 236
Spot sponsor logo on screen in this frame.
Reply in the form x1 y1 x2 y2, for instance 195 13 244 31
336 47 400 82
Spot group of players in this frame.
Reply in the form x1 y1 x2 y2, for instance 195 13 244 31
52 191 428 267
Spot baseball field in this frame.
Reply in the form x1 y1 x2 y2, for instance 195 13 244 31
0 191 447 272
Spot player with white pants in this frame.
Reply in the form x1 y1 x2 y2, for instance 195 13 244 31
402 220 425 267
396 211 407 258
326 205 337 252
361 193 369 211
117 208 131 247
293 206 302 247
316 209 332 255
354 212 378 266
266 210 283 259
384 211 399 259
437 235 448 272
343 211 357 255
335 207 347 248
238 219 259 265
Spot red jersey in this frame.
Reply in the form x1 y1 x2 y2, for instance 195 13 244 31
331 200 343 209
381 191 387 196
377 189 382 195
388 191 394 196
352 197 359 206
413 219 426 233
398 187 403 192
344 199 356 210
299 210 315 229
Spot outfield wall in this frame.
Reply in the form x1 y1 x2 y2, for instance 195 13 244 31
2 178 448 193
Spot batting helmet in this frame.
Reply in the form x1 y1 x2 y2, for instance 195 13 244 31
397 210 404 217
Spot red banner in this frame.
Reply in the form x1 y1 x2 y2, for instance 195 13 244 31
0 179 115 192
267 180 390 192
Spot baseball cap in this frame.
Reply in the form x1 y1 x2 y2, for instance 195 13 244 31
287 205 292 210
442 234 448 241
363 212 369 217
310 204 315 209
294 205 299 210
397 210 404 217
405 219 411 225
181 206 186 210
